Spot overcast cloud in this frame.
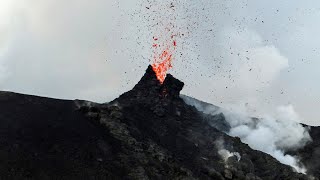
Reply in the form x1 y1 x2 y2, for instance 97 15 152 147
0 0 319 125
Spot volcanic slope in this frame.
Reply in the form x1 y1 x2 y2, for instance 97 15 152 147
0 65 316 179
81 66 315 180
291 126 320 177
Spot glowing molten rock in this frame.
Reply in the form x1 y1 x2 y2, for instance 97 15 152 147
152 38 176 83
152 49 173 83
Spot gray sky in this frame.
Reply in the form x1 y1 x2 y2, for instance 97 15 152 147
0 0 319 125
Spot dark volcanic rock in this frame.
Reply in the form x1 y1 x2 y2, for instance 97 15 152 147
181 95 231 132
0 92 117 179
82 66 313 180
291 126 320 178
0 66 316 179
116 65 184 103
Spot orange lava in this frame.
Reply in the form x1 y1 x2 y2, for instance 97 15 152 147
152 37 177 83
152 49 173 83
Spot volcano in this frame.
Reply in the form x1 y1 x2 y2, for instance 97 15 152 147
0 66 318 179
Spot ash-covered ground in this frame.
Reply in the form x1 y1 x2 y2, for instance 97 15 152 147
0 66 318 179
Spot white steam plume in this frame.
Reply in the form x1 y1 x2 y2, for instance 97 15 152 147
179 18 311 172
215 138 241 162
184 96 311 173
221 104 310 174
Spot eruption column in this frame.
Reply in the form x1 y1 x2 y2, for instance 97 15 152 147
152 36 177 83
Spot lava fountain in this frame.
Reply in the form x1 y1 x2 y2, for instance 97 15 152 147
151 35 177 83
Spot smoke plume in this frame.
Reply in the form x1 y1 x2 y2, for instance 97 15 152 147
184 96 311 173
215 138 241 162
222 105 310 173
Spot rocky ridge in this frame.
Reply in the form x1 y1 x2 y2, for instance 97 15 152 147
0 65 317 179
81 65 314 179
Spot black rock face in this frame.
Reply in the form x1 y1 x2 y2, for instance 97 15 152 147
0 66 317 179
161 74 184 99
0 93 114 179
83 66 314 180
291 126 320 177
117 65 184 103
